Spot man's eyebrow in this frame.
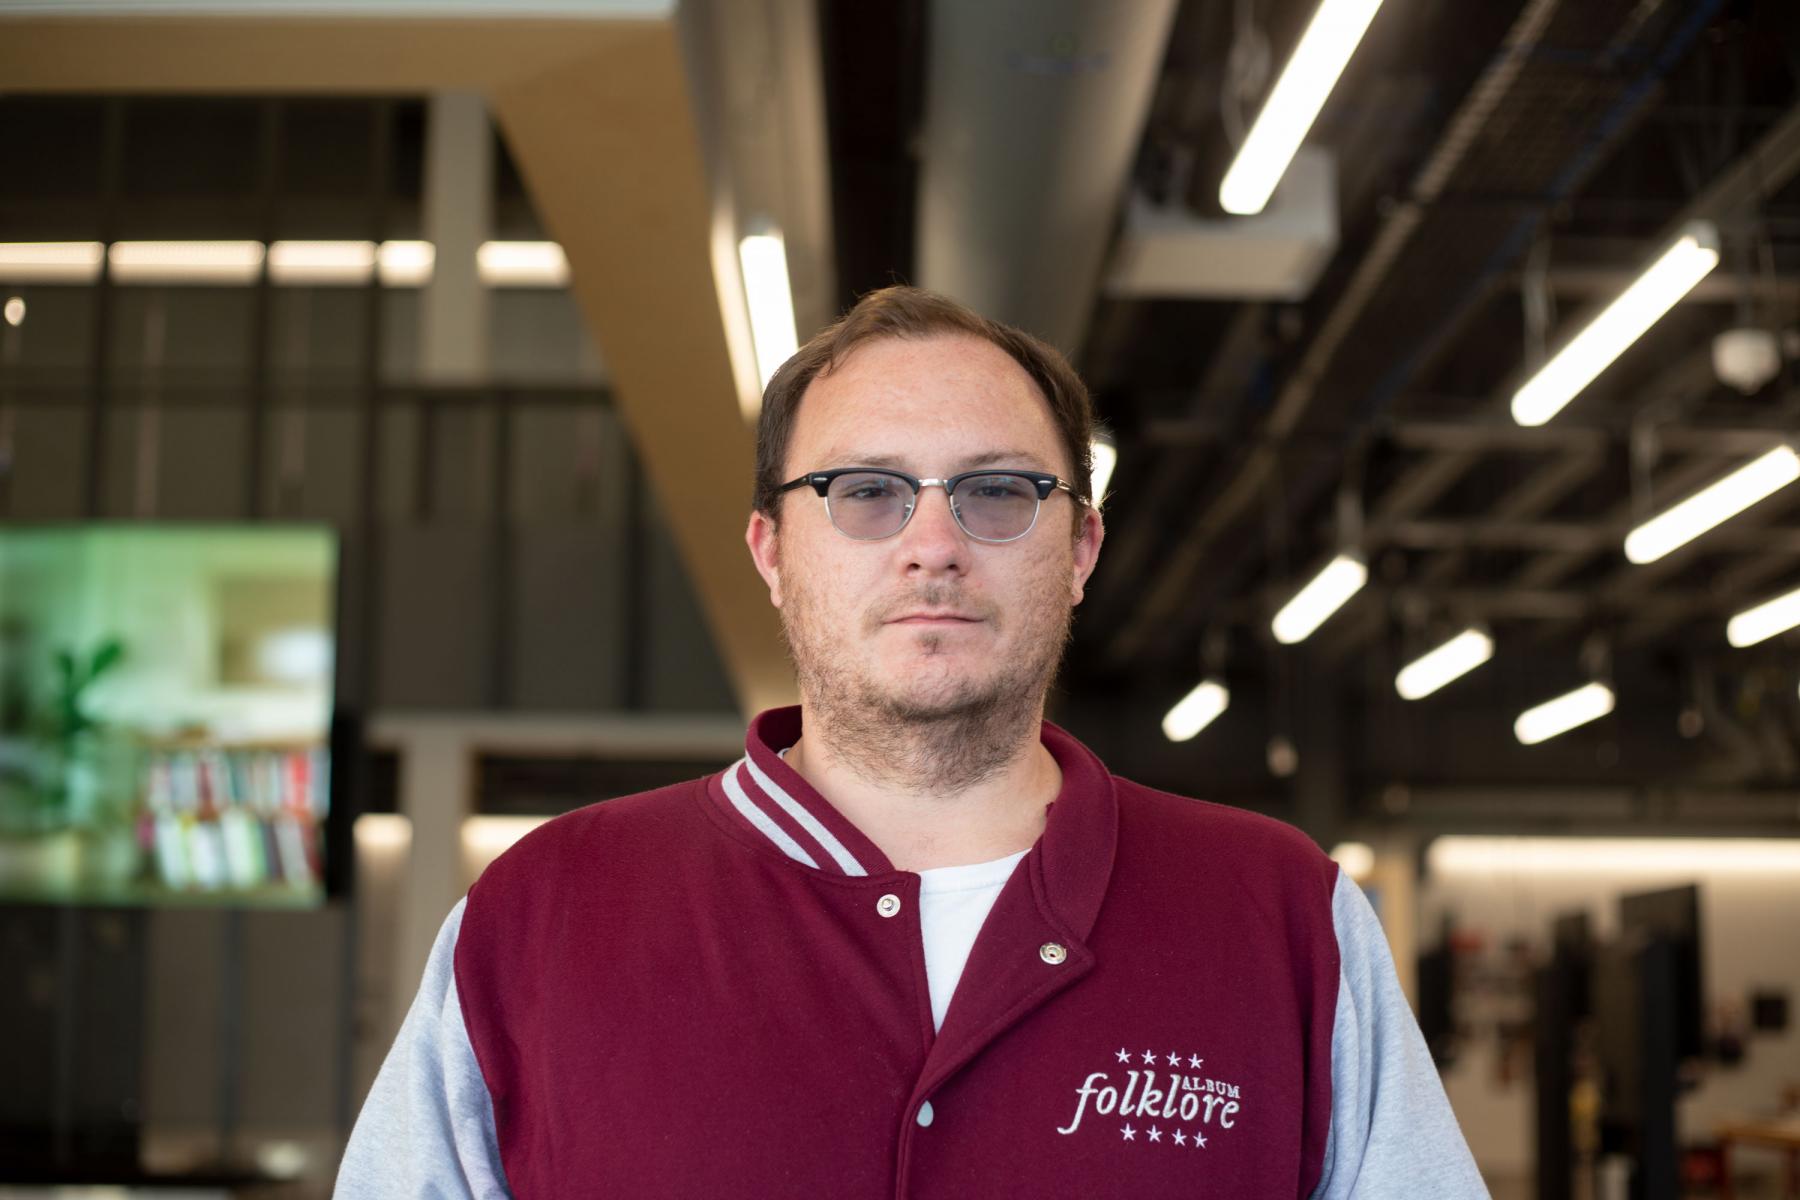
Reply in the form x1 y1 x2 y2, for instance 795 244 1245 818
817 449 1051 472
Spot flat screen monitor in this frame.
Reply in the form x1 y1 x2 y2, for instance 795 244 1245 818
0 523 345 907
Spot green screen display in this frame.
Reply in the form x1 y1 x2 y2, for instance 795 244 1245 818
0 524 338 907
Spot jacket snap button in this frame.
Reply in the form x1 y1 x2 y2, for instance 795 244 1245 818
916 1100 934 1127
876 893 902 918
1039 942 1068 965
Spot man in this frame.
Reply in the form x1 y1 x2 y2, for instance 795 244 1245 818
336 286 1486 1197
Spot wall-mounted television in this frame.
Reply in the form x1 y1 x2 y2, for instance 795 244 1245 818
0 524 345 907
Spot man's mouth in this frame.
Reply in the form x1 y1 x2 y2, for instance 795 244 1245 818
888 611 983 626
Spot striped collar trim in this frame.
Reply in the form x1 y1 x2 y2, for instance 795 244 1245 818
719 753 872 875
708 705 1117 943
706 706 895 876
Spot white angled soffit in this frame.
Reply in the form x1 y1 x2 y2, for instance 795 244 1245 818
1105 148 1341 301
0 0 672 14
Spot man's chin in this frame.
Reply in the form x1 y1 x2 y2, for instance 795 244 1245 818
870 668 1009 723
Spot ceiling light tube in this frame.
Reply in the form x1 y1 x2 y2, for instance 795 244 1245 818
1513 681 1615 746
1511 221 1720 427
1163 678 1230 742
738 230 798 391
1726 581 1800 648
1330 841 1375 879
1089 438 1118 509
1395 627 1494 700
1272 553 1368 645
1623 443 1800 564
108 240 266 285
377 240 435 287
477 240 569 288
0 241 105 283
1428 835 1800 876
1218 0 1386 216
268 240 377 285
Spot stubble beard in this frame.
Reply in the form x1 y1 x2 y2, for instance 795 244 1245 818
779 573 1074 797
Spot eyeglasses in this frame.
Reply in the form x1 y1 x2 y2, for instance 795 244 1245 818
776 467 1076 543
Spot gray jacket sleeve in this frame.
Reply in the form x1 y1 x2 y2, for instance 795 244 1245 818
334 897 511 1198
1310 873 1490 1199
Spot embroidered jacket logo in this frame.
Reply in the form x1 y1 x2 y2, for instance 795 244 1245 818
1056 1049 1245 1148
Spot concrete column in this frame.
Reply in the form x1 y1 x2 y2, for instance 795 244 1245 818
389 728 471 1032
420 91 491 384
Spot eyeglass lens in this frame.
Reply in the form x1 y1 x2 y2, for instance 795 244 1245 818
824 472 1040 541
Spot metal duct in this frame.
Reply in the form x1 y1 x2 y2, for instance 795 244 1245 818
915 0 1180 353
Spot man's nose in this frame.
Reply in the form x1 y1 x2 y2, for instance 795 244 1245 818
900 484 968 574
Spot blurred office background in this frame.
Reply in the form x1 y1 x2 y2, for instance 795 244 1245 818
1 1 1798 1197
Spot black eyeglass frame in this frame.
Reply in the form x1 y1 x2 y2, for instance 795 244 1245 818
775 466 1077 543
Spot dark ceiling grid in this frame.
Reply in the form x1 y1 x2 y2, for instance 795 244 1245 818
1099 0 1800 701
1096 0 1575 670
1163 0 1731 667
1329 98 1800 666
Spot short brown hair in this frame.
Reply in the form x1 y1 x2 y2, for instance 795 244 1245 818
752 285 1096 524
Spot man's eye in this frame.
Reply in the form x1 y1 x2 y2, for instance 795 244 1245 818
845 485 895 501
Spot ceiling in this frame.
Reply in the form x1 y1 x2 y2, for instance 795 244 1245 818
821 0 1800 817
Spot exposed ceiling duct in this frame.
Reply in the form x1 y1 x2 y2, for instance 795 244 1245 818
914 0 1180 352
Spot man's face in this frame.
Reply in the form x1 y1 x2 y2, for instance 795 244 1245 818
746 334 1104 723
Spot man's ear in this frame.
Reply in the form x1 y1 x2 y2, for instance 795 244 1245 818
746 509 784 608
1070 507 1105 606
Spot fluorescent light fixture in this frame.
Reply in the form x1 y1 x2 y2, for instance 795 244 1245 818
1272 553 1367 644
477 240 570 288
1396 627 1494 700
1163 678 1230 742
1218 0 1386 215
1624 443 1800 564
254 1141 310 1181
108 240 265 284
1727 581 1800 648
0 241 104 283
1090 438 1118 508
377 240 435 287
1513 681 1614 746
1428 835 1800 877
353 813 412 852
268 240 376 285
3 297 23 327
1330 841 1375 880
737 231 799 391
463 815 547 859
1511 221 1720 426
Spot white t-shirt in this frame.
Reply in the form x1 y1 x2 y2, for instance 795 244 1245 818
917 849 1029 1032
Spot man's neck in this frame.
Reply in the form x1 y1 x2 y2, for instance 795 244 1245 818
783 709 1061 873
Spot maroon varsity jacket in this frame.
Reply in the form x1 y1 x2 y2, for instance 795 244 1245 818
449 706 1348 1197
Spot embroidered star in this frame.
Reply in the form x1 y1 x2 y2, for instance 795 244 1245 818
1189 1054 1204 1069
1116 1048 1131 1063
1147 1126 1162 1143
1173 1130 1187 1146
1194 1132 1208 1148
1166 1051 1181 1066
1141 1049 1156 1064
1121 1124 1136 1141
